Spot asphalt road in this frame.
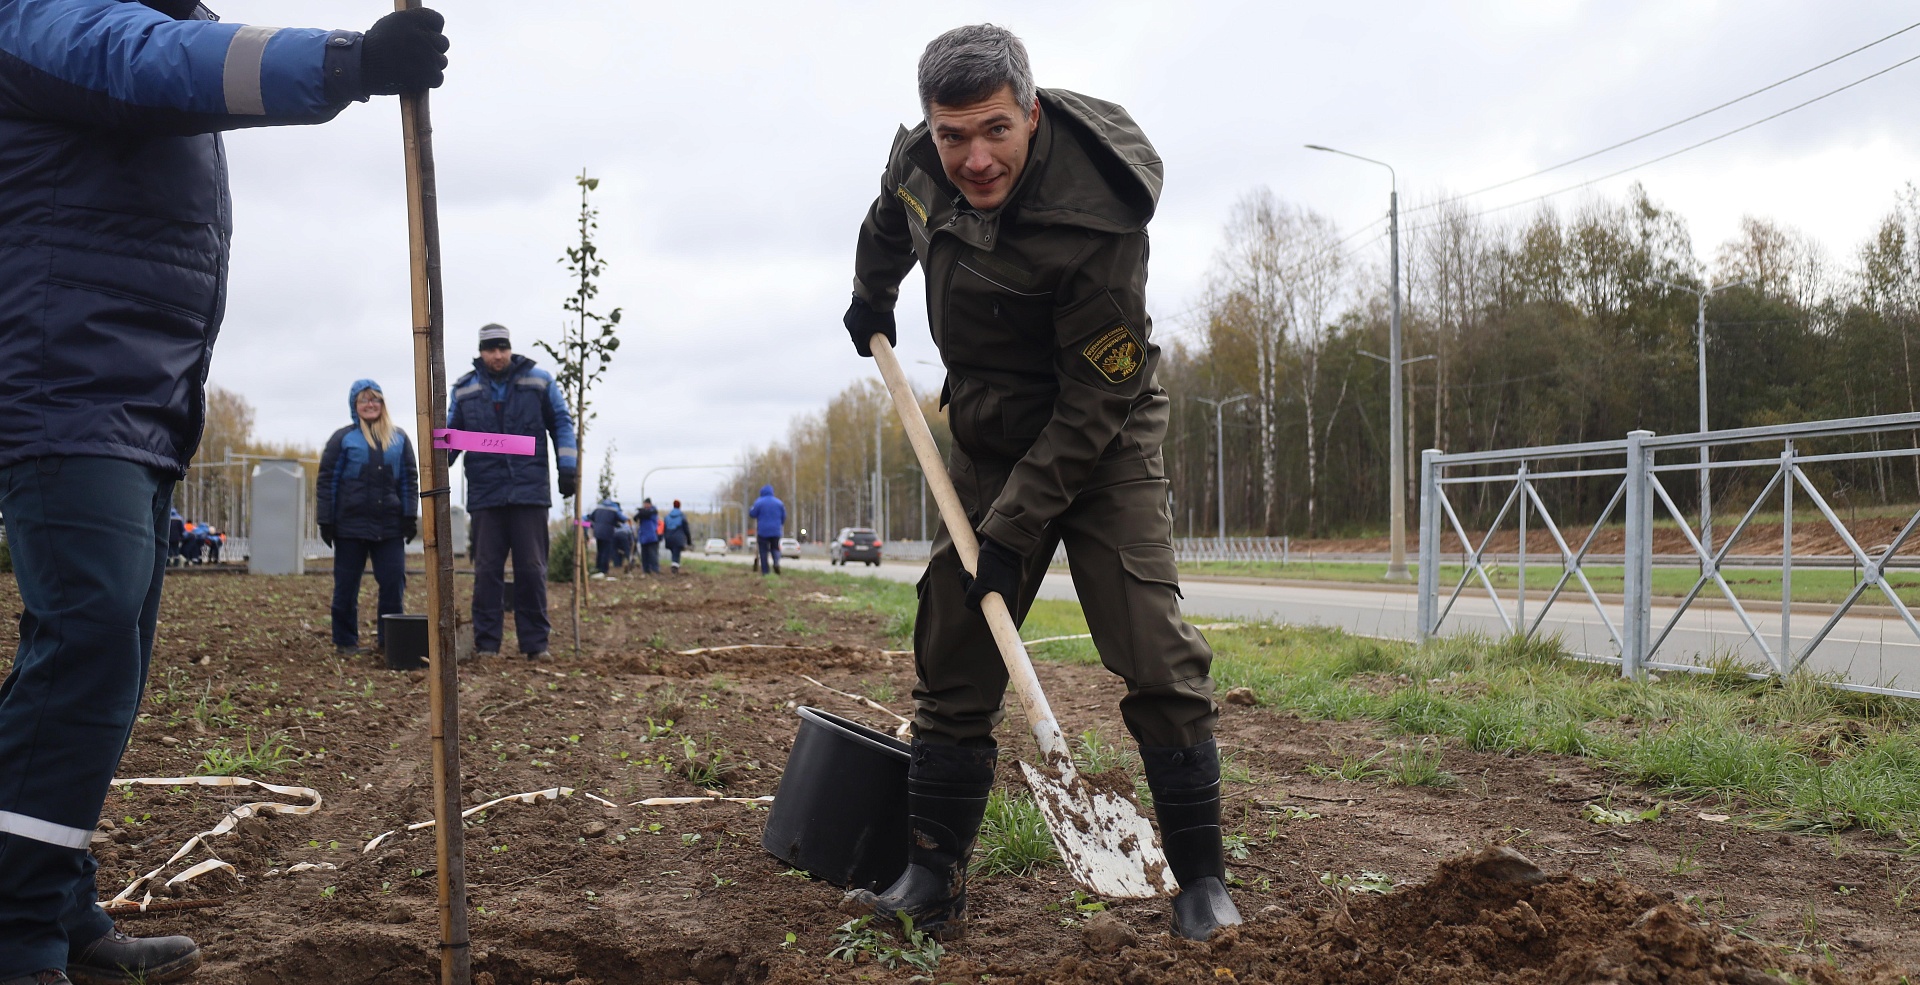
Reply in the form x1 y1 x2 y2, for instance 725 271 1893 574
718 551 1920 693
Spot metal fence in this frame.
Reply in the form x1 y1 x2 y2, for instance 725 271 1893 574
1417 412 1920 698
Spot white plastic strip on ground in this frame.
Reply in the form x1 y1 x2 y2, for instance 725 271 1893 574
362 786 573 854
799 674 912 738
108 775 324 908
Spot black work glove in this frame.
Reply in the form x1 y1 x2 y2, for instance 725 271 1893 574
556 470 578 498
319 524 336 548
960 538 1024 612
844 294 895 358
403 517 418 544
362 7 449 95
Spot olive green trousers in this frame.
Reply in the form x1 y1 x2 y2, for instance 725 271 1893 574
910 451 1218 749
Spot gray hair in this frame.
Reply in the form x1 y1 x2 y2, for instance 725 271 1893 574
917 24 1035 118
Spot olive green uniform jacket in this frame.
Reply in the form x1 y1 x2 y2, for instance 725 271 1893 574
852 88 1168 559
852 90 1216 748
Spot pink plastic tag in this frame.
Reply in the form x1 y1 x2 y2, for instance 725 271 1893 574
433 429 536 456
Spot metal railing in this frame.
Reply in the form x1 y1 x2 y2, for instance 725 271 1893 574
1417 413 1920 698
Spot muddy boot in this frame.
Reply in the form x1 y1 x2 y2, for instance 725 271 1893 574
66 926 202 985
844 740 996 941
1141 738 1243 941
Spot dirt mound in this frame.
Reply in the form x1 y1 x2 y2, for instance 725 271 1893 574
768 848 1879 985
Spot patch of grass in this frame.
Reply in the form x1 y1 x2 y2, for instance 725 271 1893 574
1306 747 1387 783
1381 740 1456 788
859 679 898 706
677 734 750 789
198 729 298 776
973 790 1059 877
1072 727 1133 776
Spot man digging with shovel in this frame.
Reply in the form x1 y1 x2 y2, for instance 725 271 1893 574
840 24 1240 942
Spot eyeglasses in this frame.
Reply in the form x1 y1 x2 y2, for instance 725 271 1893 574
360 394 384 404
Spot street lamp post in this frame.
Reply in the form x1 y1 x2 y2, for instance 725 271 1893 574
1192 394 1252 548
1307 144 1407 580
1655 277 1753 562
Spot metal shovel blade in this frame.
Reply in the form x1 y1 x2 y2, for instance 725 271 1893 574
1020 759 1175 899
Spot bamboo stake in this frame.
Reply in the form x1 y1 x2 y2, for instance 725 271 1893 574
395 4 471 980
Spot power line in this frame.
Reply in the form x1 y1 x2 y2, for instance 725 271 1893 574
1403 48 1920 235
1406 18 1920 215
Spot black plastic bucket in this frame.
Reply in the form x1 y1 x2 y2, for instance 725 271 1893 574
381 614 428 671
762 706 910 890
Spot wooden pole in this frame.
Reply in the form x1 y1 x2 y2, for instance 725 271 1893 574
396 3 471 980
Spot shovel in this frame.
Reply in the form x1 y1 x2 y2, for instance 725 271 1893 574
869 335 1174 899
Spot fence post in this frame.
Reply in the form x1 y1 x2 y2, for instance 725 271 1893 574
1780 439 1794 672
1417 449 1440 642
1621 430 1655 678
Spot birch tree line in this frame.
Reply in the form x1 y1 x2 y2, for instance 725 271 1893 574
1165 181 1920 537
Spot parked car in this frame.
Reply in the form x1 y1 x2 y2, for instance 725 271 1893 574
703 537 729 557
829 527 882 566
779 536 801 558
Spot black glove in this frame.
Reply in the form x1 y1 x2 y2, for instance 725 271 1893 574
557 470 577 498
403 517 418 544
844 295 896 358
362 7 449 95
960 538 1024 612
319 524 336 548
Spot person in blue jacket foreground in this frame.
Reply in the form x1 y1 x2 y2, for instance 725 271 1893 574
589 496 627 579
448 324 577 661
749 484 786 575
0 3 448 983
317 380 419 657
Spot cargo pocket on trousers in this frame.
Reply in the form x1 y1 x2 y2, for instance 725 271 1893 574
1118 543 1182 598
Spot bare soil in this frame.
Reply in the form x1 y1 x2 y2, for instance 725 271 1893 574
2 563 1915 983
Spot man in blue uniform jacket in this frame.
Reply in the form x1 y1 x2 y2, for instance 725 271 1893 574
447 324 578 661
0 3 449 983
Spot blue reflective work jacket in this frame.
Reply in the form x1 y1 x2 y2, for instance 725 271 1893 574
448 354 578 510
749 485 785 538
634 504 659 545
0 0 365 474
589 499 626 541
317 380 418 542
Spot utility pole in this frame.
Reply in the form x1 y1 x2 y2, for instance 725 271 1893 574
1192 394 1251 547
1656 277 1752 564
1307 144 1408 581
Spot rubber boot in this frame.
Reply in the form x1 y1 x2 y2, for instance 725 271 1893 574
844 740 997 941
1140 738 1243 941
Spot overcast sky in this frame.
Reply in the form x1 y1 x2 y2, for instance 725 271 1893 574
210 0 1920 510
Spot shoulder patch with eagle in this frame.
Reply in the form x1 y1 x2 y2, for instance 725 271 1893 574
1082 323 1144 384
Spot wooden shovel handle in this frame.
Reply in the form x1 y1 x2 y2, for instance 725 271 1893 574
870 336 1068 761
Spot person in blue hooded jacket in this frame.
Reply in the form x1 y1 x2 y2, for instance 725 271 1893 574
588 497 626 579
317 381 418 656
662 500 694 574
0 4 448 983
748 485 786 576
447 324 577 660
634 498 661 575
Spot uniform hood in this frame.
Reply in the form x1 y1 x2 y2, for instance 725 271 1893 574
759 485 775 498
900 87 1162 235
348 379 382 422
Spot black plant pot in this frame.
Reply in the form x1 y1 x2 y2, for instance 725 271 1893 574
381 614 428 671
761 706 910 890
